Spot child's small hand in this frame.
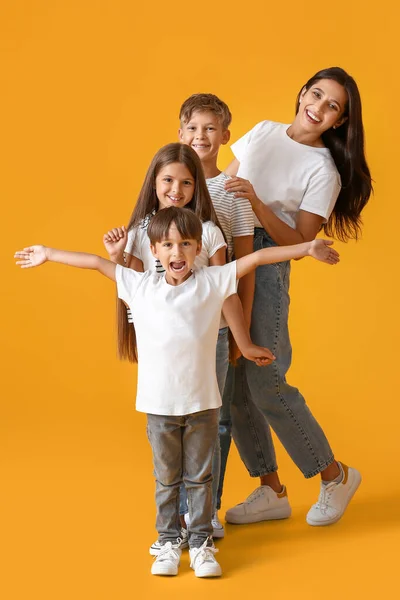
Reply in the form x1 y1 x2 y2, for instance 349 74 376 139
308 239 340 265
14 245 48 268
103 226 127 257
242 344 276 366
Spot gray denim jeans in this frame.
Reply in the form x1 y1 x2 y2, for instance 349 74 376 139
230 228 334 479
147 408 219 548
179 327 229 515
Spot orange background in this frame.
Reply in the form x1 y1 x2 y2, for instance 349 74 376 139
1 1 399 598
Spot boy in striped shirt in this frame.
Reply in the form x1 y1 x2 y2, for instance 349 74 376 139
178 94 255 536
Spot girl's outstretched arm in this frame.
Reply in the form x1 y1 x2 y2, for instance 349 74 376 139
236 239 340 280
14 246 117 281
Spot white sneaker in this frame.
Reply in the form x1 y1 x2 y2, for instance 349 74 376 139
225 485 292 524
306 462 361 526
184 511 225 538
189 539 222 578
211 511 225 538
151 541 182 576
149 528 188 556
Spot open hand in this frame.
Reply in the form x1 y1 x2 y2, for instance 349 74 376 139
242 344 276 366
14 245 48 268
224 176 259 206
103 226 127 257
308 239 340 265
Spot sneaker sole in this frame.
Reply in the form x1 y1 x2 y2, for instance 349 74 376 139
150 540 188 556
194 567 222 578
306 471 362 527
151 565 179 576
212 528 225 539
225 506 292 524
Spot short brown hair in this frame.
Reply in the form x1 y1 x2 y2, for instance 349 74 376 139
179 93 232 129
147 206 202 245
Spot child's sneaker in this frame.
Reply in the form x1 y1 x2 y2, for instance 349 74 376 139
151 541 182 576
225 485 291 524
149 528 188 556
189 538 222 578
306 463 361 526
211 511 225 538
185 511 225 538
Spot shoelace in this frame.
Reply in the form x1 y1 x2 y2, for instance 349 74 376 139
246 487 265 504
190 538 218 569
156 539 182 562
315 482 337 513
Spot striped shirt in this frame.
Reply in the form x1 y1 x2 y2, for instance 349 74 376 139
206 172 254 260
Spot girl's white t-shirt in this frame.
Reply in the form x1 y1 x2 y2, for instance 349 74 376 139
116 262 237 416
231 120 341 229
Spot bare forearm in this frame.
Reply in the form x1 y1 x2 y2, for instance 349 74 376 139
251 199 306 245
255 242 311 265
108 249 126 266
237 272 255 329
46 248 116 280
222 294 252 351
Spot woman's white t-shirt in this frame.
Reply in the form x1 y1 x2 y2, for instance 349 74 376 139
231 120 341 229
116 262 237 416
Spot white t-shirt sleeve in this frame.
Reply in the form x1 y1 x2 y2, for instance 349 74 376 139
125 228 136 256
299 172 341 222
203 221 227 258
230 121 266 162
230 197 254 238
207 261 238 300
115 264 144 308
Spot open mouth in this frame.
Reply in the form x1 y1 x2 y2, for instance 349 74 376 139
169 261 186 273
192 144 211 150
305 109 321 124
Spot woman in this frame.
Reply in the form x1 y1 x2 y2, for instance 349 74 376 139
223 67 372 526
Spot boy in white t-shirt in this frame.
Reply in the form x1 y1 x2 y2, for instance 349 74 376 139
15 207 339 578
178 94 255 532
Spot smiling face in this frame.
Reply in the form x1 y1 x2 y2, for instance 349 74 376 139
150 223 202 285
179 110 230 164
297 78 348 136
155 162 195 211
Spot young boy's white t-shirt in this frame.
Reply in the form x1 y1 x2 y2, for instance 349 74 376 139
115 262 237 416
206 173 254 260
231 121 341 228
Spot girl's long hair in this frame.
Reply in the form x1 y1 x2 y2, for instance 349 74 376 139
295 67 373 241
118 143 224 363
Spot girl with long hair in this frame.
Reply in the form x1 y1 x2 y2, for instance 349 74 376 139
222 67 373 527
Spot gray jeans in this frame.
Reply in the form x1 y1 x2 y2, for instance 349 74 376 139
179 327 229 515
230 228 334 479
147 409 219 548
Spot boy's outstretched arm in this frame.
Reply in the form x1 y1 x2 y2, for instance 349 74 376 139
222 294 275 366
236 239 340 279
14 246 117 281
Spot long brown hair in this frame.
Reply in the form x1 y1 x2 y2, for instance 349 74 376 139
118 143 224 363
295 67 373 241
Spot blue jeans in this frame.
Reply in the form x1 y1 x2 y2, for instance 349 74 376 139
147 409 219 548
230 229 334 479
179 327 229 515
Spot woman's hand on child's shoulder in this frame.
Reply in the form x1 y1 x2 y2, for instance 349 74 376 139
103 226 127 258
